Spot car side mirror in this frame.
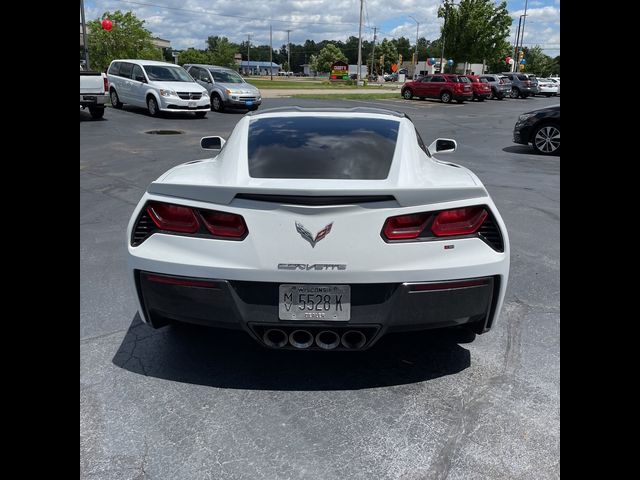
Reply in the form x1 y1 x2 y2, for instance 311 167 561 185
200 136 226 150
135 75 146 83
428 138 457 155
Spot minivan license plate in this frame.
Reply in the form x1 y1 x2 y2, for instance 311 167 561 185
279 284 350 321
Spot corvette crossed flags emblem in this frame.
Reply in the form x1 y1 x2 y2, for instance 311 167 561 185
295 222 333 248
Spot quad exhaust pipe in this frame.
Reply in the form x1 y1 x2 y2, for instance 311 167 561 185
315 330 341 350
261 328 369 350
289 329 314 349
263 329 288 348
341 330 367 350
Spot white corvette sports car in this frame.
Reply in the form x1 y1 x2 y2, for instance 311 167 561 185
127 107 509 350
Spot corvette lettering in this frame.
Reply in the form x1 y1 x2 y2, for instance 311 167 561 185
278 264 347 271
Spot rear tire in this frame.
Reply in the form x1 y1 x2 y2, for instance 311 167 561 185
110 89 122 109
89 106 105 119
402 88 413 100
440 91 452 103
510 87 520 98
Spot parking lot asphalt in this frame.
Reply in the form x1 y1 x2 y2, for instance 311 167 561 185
81 95 560 479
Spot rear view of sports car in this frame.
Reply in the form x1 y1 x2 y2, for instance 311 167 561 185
127 107 510 350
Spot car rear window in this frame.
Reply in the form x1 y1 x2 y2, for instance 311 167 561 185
517 74 528 80
247 116 400 179
458 76 471 83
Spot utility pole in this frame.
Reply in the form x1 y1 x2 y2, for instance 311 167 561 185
439 0 449 73
370 27 377 78
409 16 419 79
518 0 529 71
247 34 252 74
286 29 291 73
357 0 364 83
80 0 89 69
513 15 523 72
270 25 273 80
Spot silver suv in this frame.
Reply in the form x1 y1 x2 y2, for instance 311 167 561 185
184 64 262 112
479 74 512 100
500 72 539 98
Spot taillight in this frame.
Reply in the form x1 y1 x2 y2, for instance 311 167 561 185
382 213 430 240
146 202 200 233
200 210 247 238
103 76 109 93
431 207 488 237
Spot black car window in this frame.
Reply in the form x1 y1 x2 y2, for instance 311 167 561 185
119 62 133 79
248 117 400 180
517 74 528 80
431 76 445 82
132 64 145 82
108 62 121 76
421 76 432 82
458 76 470 83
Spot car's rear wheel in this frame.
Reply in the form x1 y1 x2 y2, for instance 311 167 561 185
147 96 160 117
510 87 520 98
194 111 207 118
110 89 122 109
532 123 560 155
402 88 413 100
211 94 225 112
440 91 452 103
89 106 105 119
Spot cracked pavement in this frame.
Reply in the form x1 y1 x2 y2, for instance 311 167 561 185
81 96 559 479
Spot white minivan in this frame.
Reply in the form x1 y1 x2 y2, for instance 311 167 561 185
107 59 210 117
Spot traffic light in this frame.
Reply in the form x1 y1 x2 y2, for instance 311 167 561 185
519 50 525 60
399 54 403 65
379 55 384 66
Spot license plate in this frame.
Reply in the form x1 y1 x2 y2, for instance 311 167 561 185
279 284 350 321
188 101 196 108
246 101 253 106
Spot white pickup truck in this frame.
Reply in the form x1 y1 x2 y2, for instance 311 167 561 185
80 65 109 119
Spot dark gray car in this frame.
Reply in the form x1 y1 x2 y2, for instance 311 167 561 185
185 64 262 112
480 74 512 100
500 72 539 98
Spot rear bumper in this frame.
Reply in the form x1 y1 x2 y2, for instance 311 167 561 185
135 270 502 349
80 93 109 107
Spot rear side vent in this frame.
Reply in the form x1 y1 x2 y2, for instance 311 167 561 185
234 194 396 206
478 216 504 252
131 210 158 246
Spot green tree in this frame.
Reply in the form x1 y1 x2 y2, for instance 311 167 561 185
87 10 162 72
177 48 211 66
376 39 398 73
310 44 347 73
391 37 412 64
438 0 511 70
206 36 238 67
521 46 554 76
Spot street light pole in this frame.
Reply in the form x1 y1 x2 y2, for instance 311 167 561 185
270 25 273 80
357 0 364 83
80 0 89 69
286 29 291 72
247 34 251 74
439 0 450 73
409 16 419 79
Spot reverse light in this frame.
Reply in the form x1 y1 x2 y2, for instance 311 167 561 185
200 210 248 238
146 202 200 233
382 213 430 240
431 207 488 237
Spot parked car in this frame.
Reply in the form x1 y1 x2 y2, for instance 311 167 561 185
548 77 560 95
80 66 109 119
522 74 540 95
513 105 560 155
500 72 538 98
401 74 473 103
465 75 492 101
184 64 262 112
126 106 509 350
384 72 398 82
479 74 511 100
107 60 210 117
536 78 559 97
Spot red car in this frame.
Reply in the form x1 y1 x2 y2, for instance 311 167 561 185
401 74 473 103
465 75 492 101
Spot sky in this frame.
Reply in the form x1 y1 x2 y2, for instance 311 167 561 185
84 0 560 58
